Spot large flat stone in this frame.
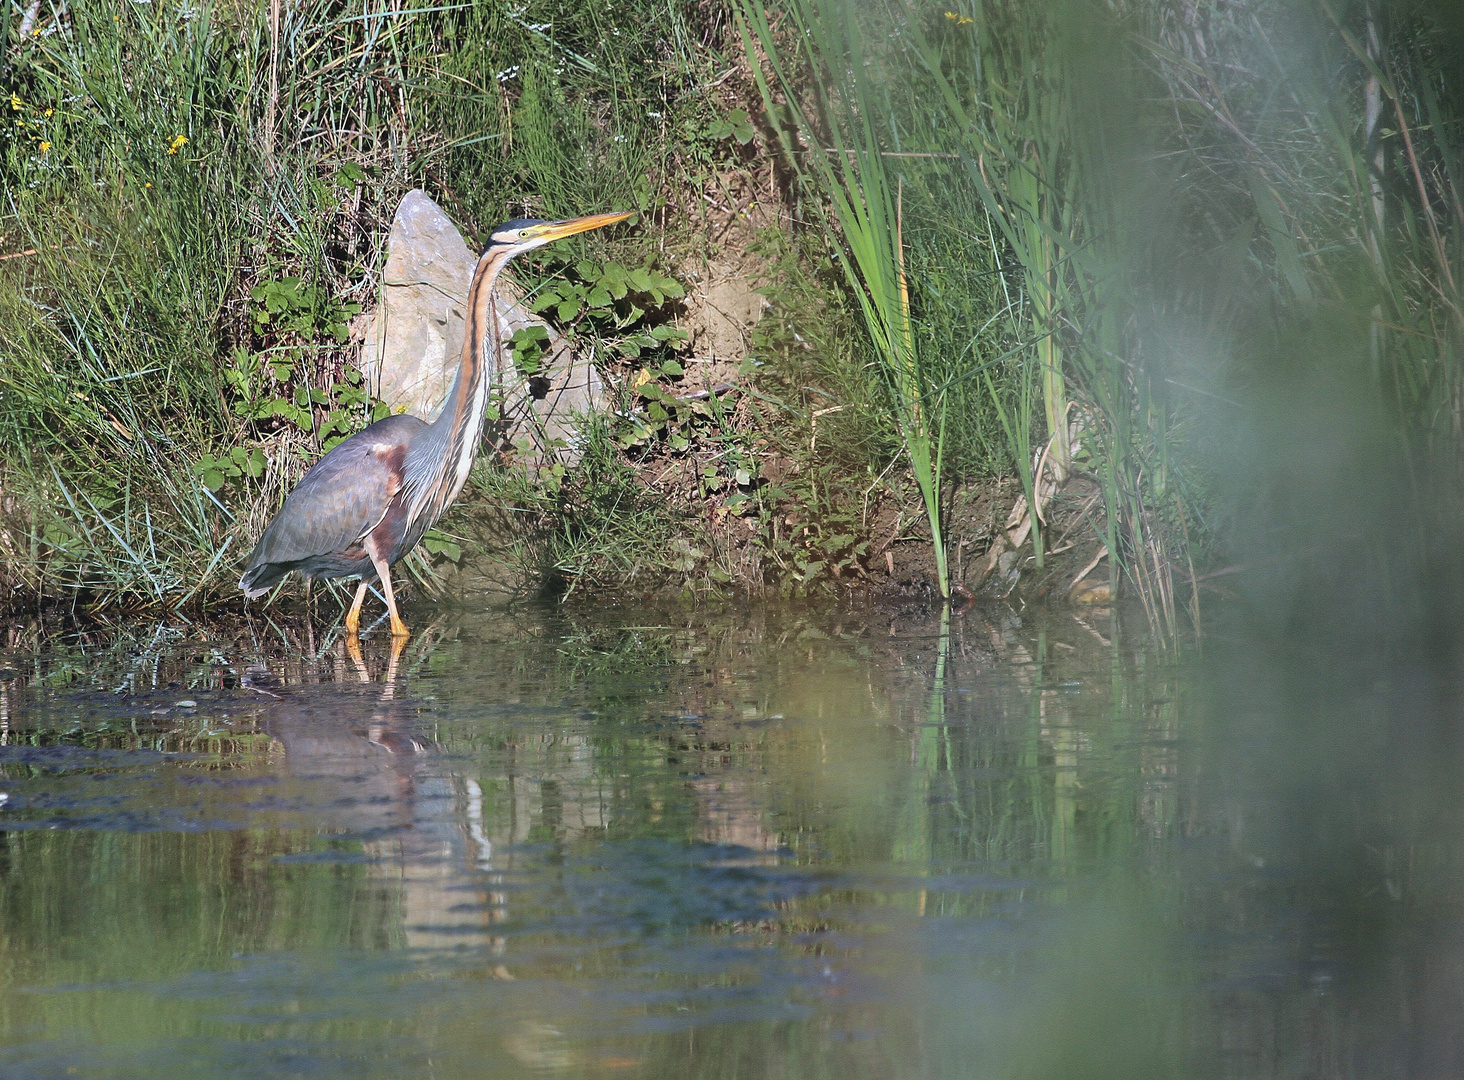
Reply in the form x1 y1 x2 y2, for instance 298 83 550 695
358 190 602 465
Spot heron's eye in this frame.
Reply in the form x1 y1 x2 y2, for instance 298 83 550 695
518 229 532 240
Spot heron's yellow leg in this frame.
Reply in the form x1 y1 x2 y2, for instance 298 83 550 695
344 579 370 637
369 552 410 639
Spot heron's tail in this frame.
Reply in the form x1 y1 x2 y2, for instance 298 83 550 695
239 561 288 599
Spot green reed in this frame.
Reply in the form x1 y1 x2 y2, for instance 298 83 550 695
734 0 1194 612
738 0 953 597
1124 0 1464 629
902 0 1203 615
734 0 1464 625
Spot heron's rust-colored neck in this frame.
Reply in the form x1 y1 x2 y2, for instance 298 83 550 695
417 246 514 522
448 246 510 426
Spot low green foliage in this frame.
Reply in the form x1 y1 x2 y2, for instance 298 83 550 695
758 495 869 592
703 108 756 147
481 415 684 595
508 326 553 377
419 529 464 565
534 260 686 341
248 277 359 344
214 350 392 461
194 448 266 494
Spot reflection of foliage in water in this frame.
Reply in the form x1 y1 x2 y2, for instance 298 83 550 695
552 623 680 674
0 602 1205 1079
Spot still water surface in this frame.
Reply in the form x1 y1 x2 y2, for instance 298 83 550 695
0 601 1458 1078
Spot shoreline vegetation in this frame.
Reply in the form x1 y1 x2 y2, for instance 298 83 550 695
1 0 1461 631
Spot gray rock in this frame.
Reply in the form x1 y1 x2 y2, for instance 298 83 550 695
357 190 603 465
996 549 1022 591
358 189 476 422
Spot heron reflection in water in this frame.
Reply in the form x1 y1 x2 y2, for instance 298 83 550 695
239 212 634 639
261 631 508 956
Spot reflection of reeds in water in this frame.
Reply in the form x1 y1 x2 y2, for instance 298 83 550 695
1 605 1203 1072
19 604 1382 1080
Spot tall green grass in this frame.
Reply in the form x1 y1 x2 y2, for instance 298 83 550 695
735 0 1464 626
740 0 956 596
0 0 732 612
1122 0 1464 635
736 0 1183 614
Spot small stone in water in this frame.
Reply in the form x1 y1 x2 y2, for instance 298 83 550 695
175 700 198 708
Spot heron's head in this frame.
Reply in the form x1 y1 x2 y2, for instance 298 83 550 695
483 211 634 260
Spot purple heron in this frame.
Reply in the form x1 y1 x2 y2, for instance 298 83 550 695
239 211 633 637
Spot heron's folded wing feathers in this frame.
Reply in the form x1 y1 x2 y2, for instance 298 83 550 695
244 416 427 570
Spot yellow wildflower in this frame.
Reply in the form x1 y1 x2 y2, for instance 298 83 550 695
8 93 21 111
167 134 188 154
145 182 153 188
44 108 53 117
943 11 973 24
38 141 50 152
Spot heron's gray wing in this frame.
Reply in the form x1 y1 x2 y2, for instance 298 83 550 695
244 415 428 572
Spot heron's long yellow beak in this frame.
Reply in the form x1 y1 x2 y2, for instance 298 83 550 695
530 211 634 243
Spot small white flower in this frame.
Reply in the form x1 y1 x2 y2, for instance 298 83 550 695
496 65 520 83
647 110 662 119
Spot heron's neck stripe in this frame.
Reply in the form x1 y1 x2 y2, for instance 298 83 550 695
406 247 507 530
